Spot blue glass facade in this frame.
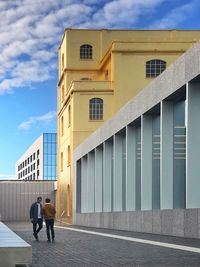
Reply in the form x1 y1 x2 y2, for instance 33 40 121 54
43 133 57 180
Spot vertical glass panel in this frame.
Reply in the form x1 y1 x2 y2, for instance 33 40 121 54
152 114 160 209
52 166 56 178
44 154 48 165
173 100 186 208
44 133 48 143
48 143 52 154
52 144 56 154
54 133 57 143
136 125 141 210
111 139 114 211
48 166 52 177
48 133 52 143
48 155 52 165
44 166 48 178
122 133 126 211
52 155 56 166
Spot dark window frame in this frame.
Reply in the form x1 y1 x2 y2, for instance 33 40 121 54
80 44 92 59
89 98 103 121
146 59 166 78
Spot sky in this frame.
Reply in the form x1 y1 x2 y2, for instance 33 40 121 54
0 0 200 180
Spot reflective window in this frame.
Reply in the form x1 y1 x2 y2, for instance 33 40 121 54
43 133 57 180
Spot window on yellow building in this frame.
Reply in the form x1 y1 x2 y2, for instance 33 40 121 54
61 116 64 136
61 53 64 70
61 85 65 102
67 145 71 166
146 59 166 78
61 152 63 172
105 69 109 80
89 98 103 120
80 44 92 59
68 105 71 127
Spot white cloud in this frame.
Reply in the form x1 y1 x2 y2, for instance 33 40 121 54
0 0 198 94
18 111 57 130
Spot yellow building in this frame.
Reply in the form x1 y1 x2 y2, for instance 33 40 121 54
57 29 200 223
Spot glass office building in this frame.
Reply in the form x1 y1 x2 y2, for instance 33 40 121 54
43 133 57 180
16 133 57 181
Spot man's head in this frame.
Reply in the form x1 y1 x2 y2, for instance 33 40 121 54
45 198 51 203
37 196 42 203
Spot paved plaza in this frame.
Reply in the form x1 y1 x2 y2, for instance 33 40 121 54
6 222 200 267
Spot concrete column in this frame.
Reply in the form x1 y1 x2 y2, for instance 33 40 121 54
186 82 200 208
160 101 173 209
141 114 152 210
88 151 95 212
95 146 103 212
126 125 136 210
81 156 88 213
103 140 113 212
113 134 123 211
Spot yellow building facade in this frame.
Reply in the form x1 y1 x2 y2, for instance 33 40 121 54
57 29 200 223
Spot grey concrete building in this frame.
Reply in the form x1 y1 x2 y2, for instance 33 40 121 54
73 40 200 239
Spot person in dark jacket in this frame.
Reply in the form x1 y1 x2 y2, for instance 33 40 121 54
30 196 43 240
42 198 56 242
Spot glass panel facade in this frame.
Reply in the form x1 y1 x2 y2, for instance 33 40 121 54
43 133 57 180
136 125 141 210
152 114 160 209
122 133 126 211
173 100 186 208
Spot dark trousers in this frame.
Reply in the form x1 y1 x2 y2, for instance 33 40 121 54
45 219 55 240
33 218 43 237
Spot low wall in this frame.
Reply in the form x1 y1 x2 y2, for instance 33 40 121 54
74 209 200 239
0 181 56 221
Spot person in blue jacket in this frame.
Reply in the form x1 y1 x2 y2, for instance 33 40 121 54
30 196 43 240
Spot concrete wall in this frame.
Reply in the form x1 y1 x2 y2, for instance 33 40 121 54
75 209 200 239
0 181 56 221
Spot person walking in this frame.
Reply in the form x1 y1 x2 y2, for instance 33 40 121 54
42 198 56 242
30 196 43 241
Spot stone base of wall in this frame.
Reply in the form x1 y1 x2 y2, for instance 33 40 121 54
74 209 200 239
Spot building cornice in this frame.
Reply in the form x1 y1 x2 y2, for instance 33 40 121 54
58 87 114 117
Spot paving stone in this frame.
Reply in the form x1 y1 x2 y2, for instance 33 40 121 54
6 222 200 267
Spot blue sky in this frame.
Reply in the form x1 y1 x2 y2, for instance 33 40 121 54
0 0 200 179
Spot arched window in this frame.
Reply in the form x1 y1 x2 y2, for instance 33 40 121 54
67 145 71 166
61 116 64 136
80 44 92 59
146 59 166 78
60 152 63 172
89 98 103 120
61 85 65 102
61 53 64 70
68 105 71 127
